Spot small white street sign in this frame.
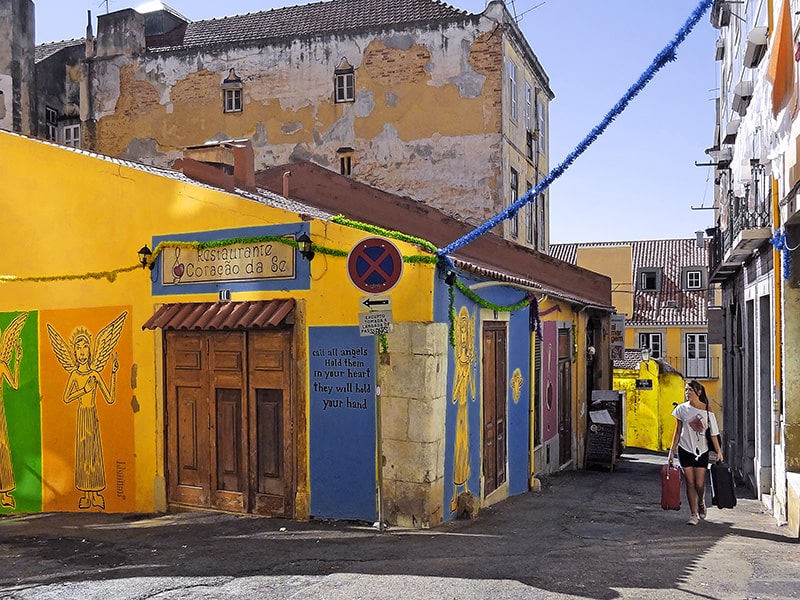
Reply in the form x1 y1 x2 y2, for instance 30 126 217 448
358 310 393 336
360 295 392 312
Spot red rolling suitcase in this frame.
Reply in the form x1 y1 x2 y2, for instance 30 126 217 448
709 461 737 509
661 461 682 511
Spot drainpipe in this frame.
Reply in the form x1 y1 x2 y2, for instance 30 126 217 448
773 177 782 444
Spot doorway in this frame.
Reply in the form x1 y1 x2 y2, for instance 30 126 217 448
164 329 294 516
557 327 572 466
482 321 507 496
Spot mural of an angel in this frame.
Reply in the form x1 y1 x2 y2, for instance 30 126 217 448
0 312 28 509
450 306 476 513
46 311 127 510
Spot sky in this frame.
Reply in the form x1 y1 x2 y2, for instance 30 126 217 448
32 0 720 244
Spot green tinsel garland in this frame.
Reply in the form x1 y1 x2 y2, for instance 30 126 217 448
445 276 533 348
330 215 439 254
448 281 456 348
0 265 140 284
454 279 532 312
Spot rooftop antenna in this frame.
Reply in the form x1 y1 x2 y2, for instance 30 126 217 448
512 1 546 24
98 0 110 14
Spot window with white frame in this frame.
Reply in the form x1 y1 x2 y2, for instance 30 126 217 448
639 268 661 291
685 333 708 378
686 269 703 289
62 123 80 147
222 68 243 113
525 83 532 129
639 332 662 358
224 88 242 112
510 168 519 238
508 60 518 121
45 106 58 142
526 181 534 244
526 84 534 160
335 58 355 103
536 87 545 148
538 191 546 249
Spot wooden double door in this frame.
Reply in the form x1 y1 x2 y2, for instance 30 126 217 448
165 329 294 516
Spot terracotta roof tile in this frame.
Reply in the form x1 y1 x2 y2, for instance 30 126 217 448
35 38 84 63
142 300 295 330
549 239 709 326
148 0 472 50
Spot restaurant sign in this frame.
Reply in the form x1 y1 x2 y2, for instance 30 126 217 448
161 238 296 286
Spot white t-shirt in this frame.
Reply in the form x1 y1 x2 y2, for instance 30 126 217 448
672 401 720 457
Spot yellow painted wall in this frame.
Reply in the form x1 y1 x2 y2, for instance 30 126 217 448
576 246 633 317
615 360 713 452
614 368 659 451
0 131 435 513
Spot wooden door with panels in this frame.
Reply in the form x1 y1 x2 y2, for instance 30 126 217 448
166 331 211 508
165 329 293 516
248 330 293 516
482 321 507 496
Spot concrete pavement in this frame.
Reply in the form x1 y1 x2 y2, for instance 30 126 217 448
1 449 798 599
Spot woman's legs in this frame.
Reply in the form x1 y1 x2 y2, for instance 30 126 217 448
695 467 707 517
683 466 699 517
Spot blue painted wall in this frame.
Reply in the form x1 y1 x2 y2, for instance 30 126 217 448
435 274 533 519
308 326 377 521
507 308 531 496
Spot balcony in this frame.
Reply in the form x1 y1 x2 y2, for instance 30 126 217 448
660 355 720 380
708 198 773 283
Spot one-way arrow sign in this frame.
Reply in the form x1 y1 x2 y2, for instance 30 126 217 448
360 295 392 311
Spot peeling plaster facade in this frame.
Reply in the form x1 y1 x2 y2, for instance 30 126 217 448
0 0 34 135
59 1 554 251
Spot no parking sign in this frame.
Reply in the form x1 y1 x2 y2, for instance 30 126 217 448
347 237 403 294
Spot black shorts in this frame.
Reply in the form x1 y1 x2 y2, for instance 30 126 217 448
678 447 709 469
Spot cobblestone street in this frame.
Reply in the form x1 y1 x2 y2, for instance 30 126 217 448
2 450 799 599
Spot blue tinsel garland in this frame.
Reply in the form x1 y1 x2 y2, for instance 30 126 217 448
436 0 713 269
770 229 793 279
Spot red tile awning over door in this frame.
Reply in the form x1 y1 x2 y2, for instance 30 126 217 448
141 300 295 330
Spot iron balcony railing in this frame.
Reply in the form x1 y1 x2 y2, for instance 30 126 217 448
708 190 772 282
657 355 720 380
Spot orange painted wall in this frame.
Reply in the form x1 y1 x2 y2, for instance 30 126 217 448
39 307 135 512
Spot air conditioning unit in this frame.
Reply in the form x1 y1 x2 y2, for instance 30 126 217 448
732 80 754 116
743 26 768 68
722 119 740 145
706 146 733 168
711 0 732 28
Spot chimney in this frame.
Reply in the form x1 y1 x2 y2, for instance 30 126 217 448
174 138 256 193
232 140 255 192
85 10 95 58
96 9 145 58
282 170 291 198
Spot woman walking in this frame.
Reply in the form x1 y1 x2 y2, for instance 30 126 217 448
668 380 723 525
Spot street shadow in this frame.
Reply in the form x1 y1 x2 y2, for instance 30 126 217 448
0 451 792 599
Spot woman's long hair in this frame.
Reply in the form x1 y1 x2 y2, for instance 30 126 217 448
687 379 709 405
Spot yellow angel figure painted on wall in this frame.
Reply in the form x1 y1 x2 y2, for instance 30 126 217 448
450 306 476 512
46 311 127 510
0 313 28 509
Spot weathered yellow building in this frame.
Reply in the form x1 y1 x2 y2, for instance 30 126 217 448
25 0 554 252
